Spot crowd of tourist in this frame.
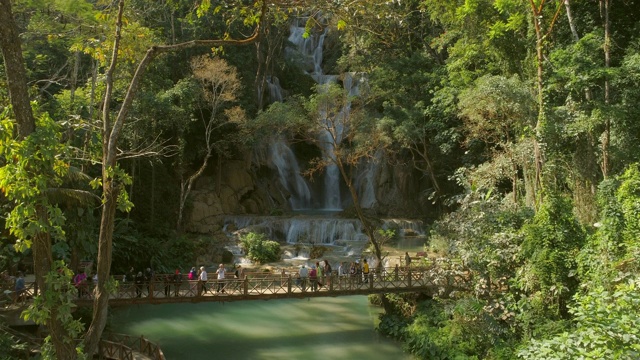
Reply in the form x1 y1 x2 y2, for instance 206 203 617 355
2 253 418 303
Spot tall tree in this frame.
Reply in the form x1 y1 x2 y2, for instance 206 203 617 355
0 0 79 357
2 0 268 356
84 0 266 354
458 75 536 203
527 0 564 201
0 0 35 138
600 0 611 178
176 55 245 231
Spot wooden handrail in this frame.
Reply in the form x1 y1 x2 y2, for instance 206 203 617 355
100 333 165 360
11 266 468 306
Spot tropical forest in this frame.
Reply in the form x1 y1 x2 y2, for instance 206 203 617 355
1 0 640 359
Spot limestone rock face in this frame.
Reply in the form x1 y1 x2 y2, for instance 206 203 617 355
185 157 290 233
371 162 426 217
184 151 433 234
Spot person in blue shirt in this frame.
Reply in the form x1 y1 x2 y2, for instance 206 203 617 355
14 272 25 303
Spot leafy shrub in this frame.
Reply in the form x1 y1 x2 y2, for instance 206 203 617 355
518 276 640 359
240 232 281 264
0 332 29 360
110 219 197 273
519 194 586 317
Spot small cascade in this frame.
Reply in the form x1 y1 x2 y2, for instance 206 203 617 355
224 215 425 266
266 76 284 102
224 215 368 244
382 219 425 237
269 140 312 209
225 215 371 263
285 217 368 244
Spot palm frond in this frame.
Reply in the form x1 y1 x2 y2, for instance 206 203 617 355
44 188 100 208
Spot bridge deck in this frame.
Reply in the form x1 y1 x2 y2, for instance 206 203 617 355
74 267 463 306
2 267 464 307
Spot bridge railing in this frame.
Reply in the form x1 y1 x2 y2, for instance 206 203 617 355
14 266 468 304
99 333 165 360
1 279 38 305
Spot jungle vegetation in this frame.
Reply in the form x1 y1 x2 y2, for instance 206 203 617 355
1 0 640 358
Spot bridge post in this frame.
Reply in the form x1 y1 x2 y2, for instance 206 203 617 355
329 274 333 291
369 273 374 290
287 275 292 294
243 276 248 295
408 270 412 288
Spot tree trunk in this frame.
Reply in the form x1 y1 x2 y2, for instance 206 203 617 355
83 179 119 355
33 207 76 359
83 0 125 354
177 152 212 231
335 158 383 266
564 0 580 41
1 1 76 357
0 0 35 138
601 0 611 178
512 160 518 204
528 0 564 204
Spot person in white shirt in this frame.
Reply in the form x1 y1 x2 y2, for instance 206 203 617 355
198 266 208 296
216 264 226 293
298 265 309 291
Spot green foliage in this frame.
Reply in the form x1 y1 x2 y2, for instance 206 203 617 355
380 297 518 360
239 232 281 264
458 74 535 145
22 261 86 359
616 164 640 254
429 191 531 291
0 331 29 360
580 163 640 284
519 195 586 305
519 276 640 359
110 218 196 273
0 110 69 251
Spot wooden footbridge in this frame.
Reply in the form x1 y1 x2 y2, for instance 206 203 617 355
80 266 462 306
4 266 465 307
3 267 463 360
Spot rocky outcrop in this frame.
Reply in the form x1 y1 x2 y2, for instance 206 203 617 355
185 157 291 233
184 150 431 234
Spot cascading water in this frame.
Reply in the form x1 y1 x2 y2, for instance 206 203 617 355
269 140 312 210
228 17 422 265
288 22 349 210
266 76 284 103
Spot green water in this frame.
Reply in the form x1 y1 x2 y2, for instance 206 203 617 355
110 296 412 360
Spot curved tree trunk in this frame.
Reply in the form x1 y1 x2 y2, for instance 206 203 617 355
85 1 266 353
83 0 125 354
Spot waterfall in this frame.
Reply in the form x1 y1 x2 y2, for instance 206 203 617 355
288 24 346 210
355 157 378 209
345 73 378 209
267 19 377 211
224 215 369 244
266 76 284 103
269 140 312 210
382 219 425 236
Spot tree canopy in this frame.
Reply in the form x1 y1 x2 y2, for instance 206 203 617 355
2 0 640 358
